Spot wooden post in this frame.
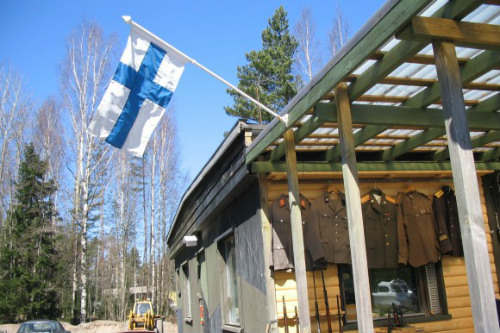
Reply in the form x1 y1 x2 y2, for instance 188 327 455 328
335 83 374 333
433 40 500 333
284 129 311 333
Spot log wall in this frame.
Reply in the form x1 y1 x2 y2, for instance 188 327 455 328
268 177 498 333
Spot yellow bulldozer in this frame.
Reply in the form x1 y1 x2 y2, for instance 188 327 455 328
125 300 163 333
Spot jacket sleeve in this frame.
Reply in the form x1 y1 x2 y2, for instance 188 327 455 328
397 193 408 265
305 202 325 263
432 195 453 254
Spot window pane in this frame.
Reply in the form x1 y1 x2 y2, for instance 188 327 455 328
183 264 191 318
224 236 240 324
340 265 420 320
370 267 419 317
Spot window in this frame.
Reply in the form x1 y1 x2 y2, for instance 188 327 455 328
182 263 192 320
219 234 240 325
339 262 445 322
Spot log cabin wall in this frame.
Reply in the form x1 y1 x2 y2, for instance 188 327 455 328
267 176 499 333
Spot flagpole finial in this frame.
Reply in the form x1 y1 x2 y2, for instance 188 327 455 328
122 15 132 24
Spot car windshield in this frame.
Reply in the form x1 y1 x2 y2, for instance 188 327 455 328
18 322 59 333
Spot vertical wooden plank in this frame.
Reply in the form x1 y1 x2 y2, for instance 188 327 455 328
335 83 374 333
433 40 500 333
258 173 279 333
284 129 311 333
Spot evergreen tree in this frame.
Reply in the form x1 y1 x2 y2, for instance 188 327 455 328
0 143 61 322
225 6 299 123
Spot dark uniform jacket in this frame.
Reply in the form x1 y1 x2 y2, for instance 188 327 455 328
308 191 350 266
398 190 440 267
433 186 464 257
270 193 312 271
362 189 398 269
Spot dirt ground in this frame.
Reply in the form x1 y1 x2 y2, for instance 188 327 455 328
0 320 177 333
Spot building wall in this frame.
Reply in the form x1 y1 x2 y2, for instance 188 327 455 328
267 177 499 333
175 178 269 333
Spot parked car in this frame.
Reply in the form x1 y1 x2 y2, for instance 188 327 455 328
16 320 70 333
371 279 418 313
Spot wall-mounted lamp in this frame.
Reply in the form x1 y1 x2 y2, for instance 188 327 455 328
183 235 198 247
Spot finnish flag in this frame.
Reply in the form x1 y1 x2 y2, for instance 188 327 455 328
89 25 187 157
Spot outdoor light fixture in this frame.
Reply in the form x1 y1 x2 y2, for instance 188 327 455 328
183 235 198 247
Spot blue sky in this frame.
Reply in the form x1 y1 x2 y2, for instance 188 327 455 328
0 0 384 179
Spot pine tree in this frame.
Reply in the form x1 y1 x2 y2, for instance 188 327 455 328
225 6 299 123
0 143 61 322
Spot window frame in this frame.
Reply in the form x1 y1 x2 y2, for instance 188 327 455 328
181 261 192 322
338 261 449 327
217 231 241 328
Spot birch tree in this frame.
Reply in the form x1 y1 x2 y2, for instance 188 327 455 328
0 64 32 250
60 20 116 323
153 108 186 315
294 8 322 83
33 98 64 228
112 152 140 320
328 5 350 56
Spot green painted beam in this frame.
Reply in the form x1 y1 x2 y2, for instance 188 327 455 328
380 92 500 161
251 161 500 173
348 40 425 101
249 0 485 165
480 148 500 162
324 125 389 162
324 0 488 163
473 93 500 112
381 128 446 161
245 0 432 165
431 0 484 20
433 131 500 161
404 50 500 108
270 114 326 161
315 103 500 130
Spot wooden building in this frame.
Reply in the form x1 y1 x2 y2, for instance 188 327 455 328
166 1 500 332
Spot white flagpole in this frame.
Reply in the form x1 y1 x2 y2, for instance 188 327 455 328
122 16 288 124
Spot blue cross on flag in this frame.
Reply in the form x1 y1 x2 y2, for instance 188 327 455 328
89 26 187 157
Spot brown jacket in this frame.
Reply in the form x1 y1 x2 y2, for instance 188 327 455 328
269 193 312 271
362 189 398 269
398 190 440 267
308 191 350 265
433 186 464 257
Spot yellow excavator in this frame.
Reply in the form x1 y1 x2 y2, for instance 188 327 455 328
124 300 163 333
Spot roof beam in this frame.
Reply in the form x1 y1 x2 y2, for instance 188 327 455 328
347 49 500 161
381 128 445 161
249 0 487 165
324 125 388 162
405 50 500 108
433 131 500 161
322 0 492 163
269 114 326 161
480 147 500 161
381 93 500 160
245 0 433 165
315 103 500 130
399 17 500 50
251 161 500 173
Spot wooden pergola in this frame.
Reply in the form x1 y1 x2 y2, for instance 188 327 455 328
245 1 500 332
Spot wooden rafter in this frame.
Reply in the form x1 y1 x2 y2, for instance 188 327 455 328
250 161 500 173
433 131 500 161
245 0 433 164
315 103 500 130
399 17 500 50
380 93 500 160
